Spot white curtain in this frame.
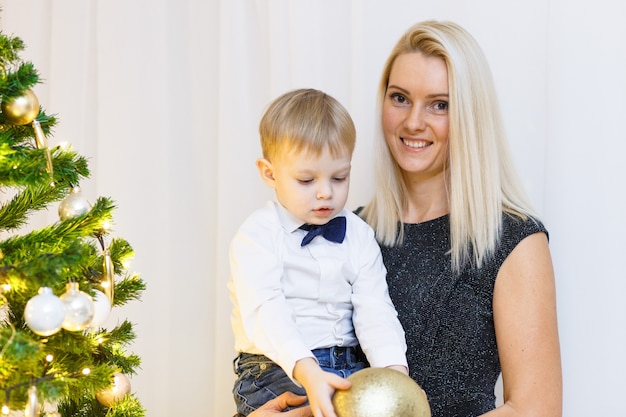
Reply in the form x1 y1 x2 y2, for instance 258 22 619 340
1 1 625 416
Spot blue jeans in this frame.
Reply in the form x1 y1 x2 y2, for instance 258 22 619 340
232 346 368 416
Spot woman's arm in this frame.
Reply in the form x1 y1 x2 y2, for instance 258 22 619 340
488 232 562 417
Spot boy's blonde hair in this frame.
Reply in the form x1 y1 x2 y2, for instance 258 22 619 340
259 88 356 160
362 20 535 272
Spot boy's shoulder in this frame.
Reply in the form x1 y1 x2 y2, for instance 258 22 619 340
239 201 281 231
343 209 376 239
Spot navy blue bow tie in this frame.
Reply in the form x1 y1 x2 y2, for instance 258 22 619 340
299 216 346 246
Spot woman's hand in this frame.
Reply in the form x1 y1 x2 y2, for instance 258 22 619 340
248 392 312 417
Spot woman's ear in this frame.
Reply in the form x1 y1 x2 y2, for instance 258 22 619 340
256 158 276 188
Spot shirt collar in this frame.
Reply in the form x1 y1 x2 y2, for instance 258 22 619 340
273 201 306 234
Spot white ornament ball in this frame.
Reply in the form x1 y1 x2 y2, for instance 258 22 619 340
60 283 95 331
89 289 112 328
24 287 66 336
96 373 132 407
58 188 90 221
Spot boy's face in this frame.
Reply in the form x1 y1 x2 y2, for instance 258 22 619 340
257 146 351 225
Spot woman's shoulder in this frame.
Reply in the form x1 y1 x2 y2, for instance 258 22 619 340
499 212 549 254
502 212 547 236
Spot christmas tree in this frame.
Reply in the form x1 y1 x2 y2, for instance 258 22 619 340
0 27 146 416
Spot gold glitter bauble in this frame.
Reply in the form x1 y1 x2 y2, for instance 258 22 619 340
1 89 40 125
332 368 431 417
96 373 131 407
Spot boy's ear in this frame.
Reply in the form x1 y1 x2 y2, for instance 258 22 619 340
256 158 276 188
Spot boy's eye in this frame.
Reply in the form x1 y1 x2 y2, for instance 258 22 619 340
333 176 347 182
297 179 313 184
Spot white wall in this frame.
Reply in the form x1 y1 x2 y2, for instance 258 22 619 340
1 1 625 416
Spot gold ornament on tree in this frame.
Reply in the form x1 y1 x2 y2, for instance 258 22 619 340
1 89 39 125
1 89 54 178
102 248 115 305
24 385 41 417
95 373 131 407
332 368 431 417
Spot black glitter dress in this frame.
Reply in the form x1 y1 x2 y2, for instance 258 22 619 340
380 213 547 417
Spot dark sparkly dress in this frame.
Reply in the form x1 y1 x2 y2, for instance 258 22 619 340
380 213 547 417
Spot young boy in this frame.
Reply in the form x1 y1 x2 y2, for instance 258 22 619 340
229 89 408 417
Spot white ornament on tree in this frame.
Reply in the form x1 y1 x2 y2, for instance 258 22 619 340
89 289 112 328
24 287 66 336
58 187 90 221
60 282 95 331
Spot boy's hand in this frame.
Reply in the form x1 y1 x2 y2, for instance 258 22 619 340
293 357 351 417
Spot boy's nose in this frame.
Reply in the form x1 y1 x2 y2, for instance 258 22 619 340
316 182 332 199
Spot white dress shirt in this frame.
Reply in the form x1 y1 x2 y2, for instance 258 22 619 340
229 200 407 380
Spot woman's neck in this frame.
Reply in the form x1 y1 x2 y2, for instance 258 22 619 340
402 172 449 223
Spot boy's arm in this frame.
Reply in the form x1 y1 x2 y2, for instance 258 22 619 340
349 222 408 370
229 214 313 380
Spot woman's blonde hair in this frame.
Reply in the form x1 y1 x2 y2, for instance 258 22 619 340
259 88 356 161
361 20 535 272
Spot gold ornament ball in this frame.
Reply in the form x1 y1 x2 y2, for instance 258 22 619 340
96 372 131 407
1 89 40 125
332 368 431 417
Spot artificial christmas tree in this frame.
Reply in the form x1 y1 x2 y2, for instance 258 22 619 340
0 27 146 416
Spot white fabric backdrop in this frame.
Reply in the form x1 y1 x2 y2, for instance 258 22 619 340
1 1 625 416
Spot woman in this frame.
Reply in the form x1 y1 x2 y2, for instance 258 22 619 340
251 19 562 417
359 19 562 417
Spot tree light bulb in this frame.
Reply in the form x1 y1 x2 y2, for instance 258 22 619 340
82 368 91 375
46 354 54 362
102 219 113 232
2 405 9 415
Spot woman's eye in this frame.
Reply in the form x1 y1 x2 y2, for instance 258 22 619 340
389 92 408 105
432 101 449 113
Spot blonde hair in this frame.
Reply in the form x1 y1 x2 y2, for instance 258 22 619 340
361 20 535 272
259 88 356 160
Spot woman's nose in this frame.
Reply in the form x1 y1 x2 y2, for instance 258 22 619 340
405 106 426 131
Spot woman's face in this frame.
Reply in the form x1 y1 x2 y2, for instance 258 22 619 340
382 52 450 181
